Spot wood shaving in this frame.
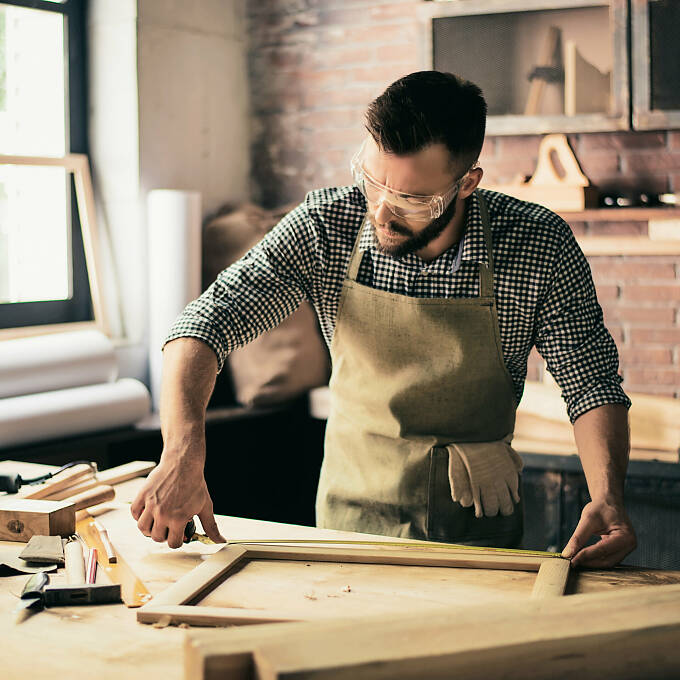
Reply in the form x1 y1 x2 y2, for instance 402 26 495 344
304 593 317 600
342 585 351 592
152 614 172 629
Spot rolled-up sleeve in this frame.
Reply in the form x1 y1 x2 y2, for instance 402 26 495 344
163 202 319 372
534 222 631 423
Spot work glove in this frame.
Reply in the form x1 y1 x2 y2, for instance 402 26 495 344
446 438 523 518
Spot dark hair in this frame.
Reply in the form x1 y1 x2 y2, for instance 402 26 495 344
365 71 487 172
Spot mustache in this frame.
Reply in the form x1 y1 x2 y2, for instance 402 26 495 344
369 217 413 236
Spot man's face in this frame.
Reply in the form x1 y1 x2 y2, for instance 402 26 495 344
361 138 465 258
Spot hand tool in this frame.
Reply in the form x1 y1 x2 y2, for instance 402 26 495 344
183 517 216 545
75 515 150 607
86 548 98 584
65 536 86 583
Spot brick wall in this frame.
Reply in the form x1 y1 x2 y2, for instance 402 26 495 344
246 1 680 399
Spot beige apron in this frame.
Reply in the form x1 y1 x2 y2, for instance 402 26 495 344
316 192 522 547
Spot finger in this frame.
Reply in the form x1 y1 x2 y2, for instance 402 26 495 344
137 505 155 537
198 503 227 544
130 491 146 521
150 518 170 543
167 521 186 550
480 485 499 518
497 482 514 517
507 469 521 504
571 534 635 568
562 512 601 560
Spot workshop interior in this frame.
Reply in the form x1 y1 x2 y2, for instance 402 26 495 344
2 1 680 678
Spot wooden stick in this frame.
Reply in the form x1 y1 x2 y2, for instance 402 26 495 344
45 461 156 501
93 520 117 563
21 464 94 500
68 485 115 511
530 558 571 598
137 604 299 627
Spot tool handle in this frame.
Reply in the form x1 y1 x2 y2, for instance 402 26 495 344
65 540 85 584
68 485 115 511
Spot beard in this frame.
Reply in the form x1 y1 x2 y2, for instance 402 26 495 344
369 193 460 258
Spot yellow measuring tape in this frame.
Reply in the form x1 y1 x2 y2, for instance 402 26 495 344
218 538 562 558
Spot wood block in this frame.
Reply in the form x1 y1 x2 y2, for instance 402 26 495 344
185 583 680 680
0 498 75 542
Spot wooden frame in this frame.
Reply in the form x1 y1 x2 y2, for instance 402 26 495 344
0 154 109 340
631 0 680 130
184 583 680 680
417 0 629 136
137 542 570 627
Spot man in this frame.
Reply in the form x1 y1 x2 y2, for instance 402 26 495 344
131 71 636 567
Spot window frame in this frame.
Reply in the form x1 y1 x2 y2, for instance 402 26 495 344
0 0 93 334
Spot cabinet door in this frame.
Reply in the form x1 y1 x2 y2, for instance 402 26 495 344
632 0 680 129
419 0 630 135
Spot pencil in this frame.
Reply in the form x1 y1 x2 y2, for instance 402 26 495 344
86 548 98 584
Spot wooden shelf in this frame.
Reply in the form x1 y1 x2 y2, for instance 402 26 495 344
557 207 680 222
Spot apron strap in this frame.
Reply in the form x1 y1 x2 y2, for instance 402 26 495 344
476 192 495 299
346 218 367 282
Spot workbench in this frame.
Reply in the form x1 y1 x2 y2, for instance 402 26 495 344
2 466 680 680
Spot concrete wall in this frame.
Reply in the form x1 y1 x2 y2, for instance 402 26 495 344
88 0 250 382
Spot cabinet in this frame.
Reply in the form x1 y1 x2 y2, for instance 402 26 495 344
420 0 680 135
631 0 680 129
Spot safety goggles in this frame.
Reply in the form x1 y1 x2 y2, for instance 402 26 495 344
351 141 468 222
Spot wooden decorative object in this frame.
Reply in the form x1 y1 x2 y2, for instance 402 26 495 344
0 498 75 541
184 583 680 680
484 134 599 211
137 543 570 627
564 40 611 116
0 154 109 340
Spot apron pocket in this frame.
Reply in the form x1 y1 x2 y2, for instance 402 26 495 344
427 447 524 548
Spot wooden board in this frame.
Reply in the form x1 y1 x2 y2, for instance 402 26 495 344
0 498 74 541
185 583 680 680
137 543 570 627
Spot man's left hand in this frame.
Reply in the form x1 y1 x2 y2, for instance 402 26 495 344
561 499 637 568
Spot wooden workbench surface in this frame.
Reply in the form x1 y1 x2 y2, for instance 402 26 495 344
2 469 679 680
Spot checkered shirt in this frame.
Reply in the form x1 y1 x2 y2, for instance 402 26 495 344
165 186 630 422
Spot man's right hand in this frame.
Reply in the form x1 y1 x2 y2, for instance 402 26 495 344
130 448 226 549
134 337 223 548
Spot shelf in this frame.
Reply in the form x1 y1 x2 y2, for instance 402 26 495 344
557 207 680 221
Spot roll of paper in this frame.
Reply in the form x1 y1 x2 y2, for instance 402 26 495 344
0 330 118 399
0 378 151 447
147 190 202 411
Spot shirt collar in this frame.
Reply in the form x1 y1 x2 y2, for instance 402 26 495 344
358 189 490 269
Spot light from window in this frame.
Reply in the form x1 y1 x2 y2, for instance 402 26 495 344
0 3 70 305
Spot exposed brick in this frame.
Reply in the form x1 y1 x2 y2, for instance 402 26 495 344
619 348 673 365
350 64 413 86
321 23 416 47
309 126 364 150
592 262 676 281
587 221 647 237
579 131 667 151
624 368 680 386
623 151 680 174
479 159 535 186
671 174 680 193
298 109 360 130
602 305 676 325
622 284 680 302
593 284 620 301
567 221 587 236
630 328 680 345
621 383 678 397
595 175 670 194
301 85 376 109
577 152 620 181
298 68 348 90
670 132 680 151
374 42 419 63
311 45 375 69
495 136 542 158
369 3 418 21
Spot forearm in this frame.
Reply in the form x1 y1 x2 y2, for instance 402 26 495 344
572 403 630 503
159 337 218 459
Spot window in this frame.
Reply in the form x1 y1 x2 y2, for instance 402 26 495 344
0 0 90 332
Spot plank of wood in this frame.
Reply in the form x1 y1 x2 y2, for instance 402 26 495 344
530 558 570 598
524 26 561 116
185 583 680 680
76 514 152 607
46 461 156 501
68 485 115 511
0 498 75 541
20 464 94 500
